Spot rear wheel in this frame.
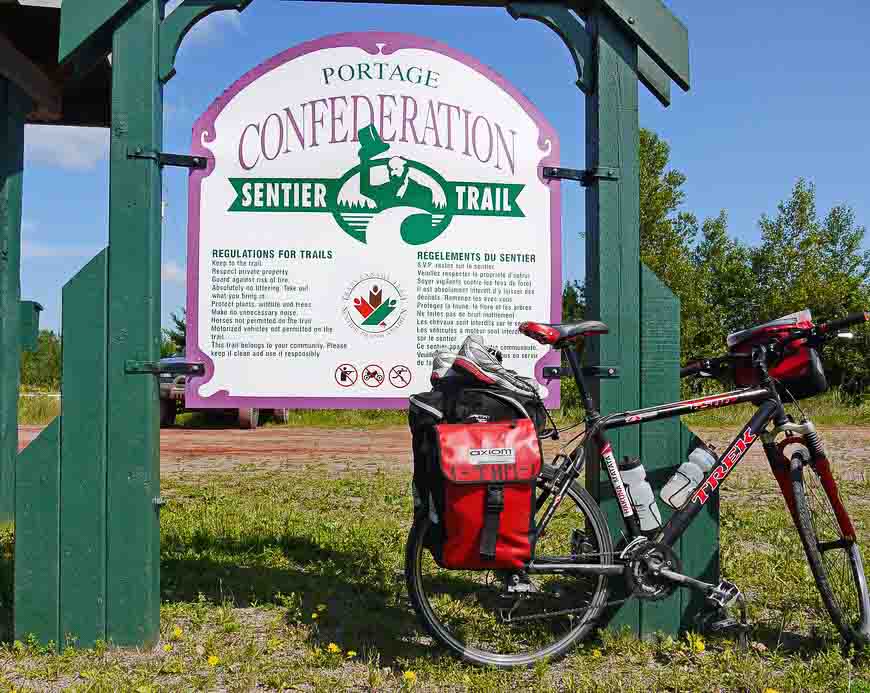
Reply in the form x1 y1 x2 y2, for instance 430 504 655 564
791 452 870 645
405 464 612 667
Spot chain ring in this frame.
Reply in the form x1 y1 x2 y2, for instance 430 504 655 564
625 541 682 601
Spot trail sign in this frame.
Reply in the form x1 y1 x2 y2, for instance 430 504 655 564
186 32 561 409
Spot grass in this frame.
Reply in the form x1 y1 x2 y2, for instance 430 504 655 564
2 461 870 689
17 395 60 425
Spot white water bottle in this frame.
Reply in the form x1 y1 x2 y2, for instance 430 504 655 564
618 458 662 536
660 444 716 509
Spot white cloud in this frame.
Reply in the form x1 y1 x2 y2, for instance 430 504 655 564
25 125 109 171
22 241 100 259
162 260 187 284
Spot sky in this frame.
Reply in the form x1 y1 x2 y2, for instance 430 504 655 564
19 0 870 332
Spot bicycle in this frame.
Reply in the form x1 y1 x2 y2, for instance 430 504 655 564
405 311 870 667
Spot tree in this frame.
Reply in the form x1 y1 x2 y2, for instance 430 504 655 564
638 129 710 358
162 309 187 356
561 281 585 322
20 330 62 391
749 179 870 385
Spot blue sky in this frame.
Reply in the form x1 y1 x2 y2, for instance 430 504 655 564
20 0 870 332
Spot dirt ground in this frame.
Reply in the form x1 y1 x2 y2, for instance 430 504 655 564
16 424 870 481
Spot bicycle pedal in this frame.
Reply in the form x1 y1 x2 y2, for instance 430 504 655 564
704 616 748 634
707 580 742 609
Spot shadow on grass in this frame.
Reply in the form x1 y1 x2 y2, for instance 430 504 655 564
161 532 426 662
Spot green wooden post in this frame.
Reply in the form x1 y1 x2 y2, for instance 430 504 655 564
0 78 30 526
60 250 109 647
103 0 164 647
638 266 683 634
583 6 642 633
15 417 61 644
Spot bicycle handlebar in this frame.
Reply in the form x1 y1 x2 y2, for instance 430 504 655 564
681 310 868 379
817 311 870 335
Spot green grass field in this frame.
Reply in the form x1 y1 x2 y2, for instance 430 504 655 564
1 462 869 690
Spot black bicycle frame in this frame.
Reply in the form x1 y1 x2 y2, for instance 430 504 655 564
529 345 790 575
596 389 781 547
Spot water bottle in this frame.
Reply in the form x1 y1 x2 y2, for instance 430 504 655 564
660 444 717 509
618 457 662 536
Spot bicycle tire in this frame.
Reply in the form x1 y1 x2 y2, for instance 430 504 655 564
405 464 613 667
790 455 870 645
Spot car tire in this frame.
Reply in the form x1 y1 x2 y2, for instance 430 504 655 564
271 408 290 424
238 408 259 429
159 399 176 428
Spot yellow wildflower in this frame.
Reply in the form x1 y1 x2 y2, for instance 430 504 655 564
311 613 319 620
172 626 183 639
207 655 220 667
763 689 780 693
347 650 358 658
162 644 172 653
403 670 417 683
591 648 602 658
687 632 705 654
327 642 341 654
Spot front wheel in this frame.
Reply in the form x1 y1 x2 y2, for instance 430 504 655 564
405 464 613 667
791 452 870 645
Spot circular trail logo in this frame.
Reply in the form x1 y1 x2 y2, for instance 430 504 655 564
342 274 407 336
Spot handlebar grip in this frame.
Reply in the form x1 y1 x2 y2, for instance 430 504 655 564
680 361 703 378
819 311 870 334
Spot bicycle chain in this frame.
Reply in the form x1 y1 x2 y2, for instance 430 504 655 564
500 598 628 623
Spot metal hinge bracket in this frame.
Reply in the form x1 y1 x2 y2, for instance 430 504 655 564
543 365 620 380
542 166 620 186
125 360 205 376
153 496 167 508
127 147 208 170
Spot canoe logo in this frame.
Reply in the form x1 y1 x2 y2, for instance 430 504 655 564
229 125 525 246
342 274 407 335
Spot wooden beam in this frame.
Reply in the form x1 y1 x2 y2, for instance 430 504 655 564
598 0 690 91
0 33 61 116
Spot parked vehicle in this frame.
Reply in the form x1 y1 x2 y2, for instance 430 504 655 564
406 311 870 667
158 356 289 429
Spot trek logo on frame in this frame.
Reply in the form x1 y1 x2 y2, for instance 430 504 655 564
691 427 757 505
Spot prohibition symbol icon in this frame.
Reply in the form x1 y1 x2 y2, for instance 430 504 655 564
389 365 411 388
335 364 358 387
362 364 385 387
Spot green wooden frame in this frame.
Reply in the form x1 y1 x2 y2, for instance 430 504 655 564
0 0 702 647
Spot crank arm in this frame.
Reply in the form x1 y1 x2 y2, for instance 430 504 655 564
659 569 745 610
526 562 623 576
658 568 715 592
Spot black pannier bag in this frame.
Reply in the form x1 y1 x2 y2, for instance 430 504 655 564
408 335 548 569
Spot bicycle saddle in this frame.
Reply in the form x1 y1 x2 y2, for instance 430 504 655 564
519 320 609 346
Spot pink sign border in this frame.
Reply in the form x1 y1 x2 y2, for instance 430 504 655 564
186 31 562 410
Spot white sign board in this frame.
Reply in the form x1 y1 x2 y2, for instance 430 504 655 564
186 32 561 409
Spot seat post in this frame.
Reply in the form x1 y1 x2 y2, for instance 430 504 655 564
565 344 599 420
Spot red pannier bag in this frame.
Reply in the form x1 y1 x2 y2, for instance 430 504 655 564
727 309 828 400
434 419 541 570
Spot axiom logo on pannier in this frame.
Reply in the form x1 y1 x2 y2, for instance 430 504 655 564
692 427 757 505
469 448 516 464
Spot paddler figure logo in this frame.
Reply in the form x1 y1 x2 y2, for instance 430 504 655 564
335 125 449 245
341 273 407 336
228 125 526 244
